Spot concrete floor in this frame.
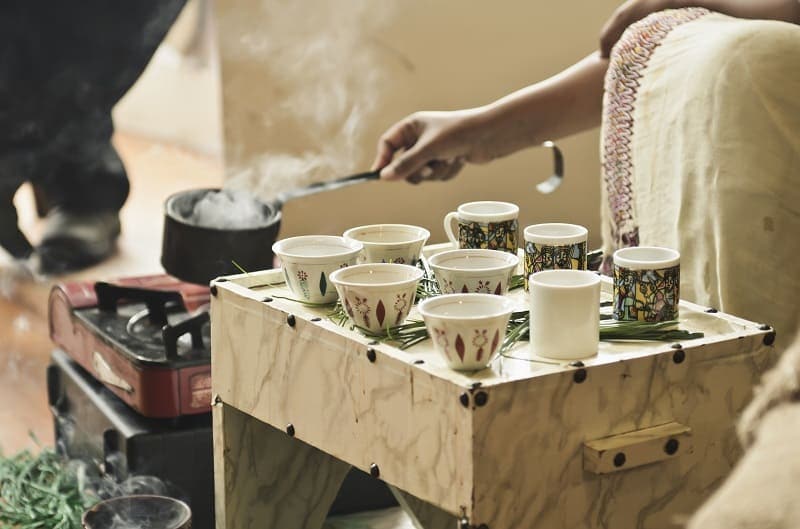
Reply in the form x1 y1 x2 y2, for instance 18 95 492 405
0 132 222 454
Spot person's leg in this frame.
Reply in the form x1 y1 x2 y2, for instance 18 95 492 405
18 1 186 273
0 178 32 260
30 113 127 273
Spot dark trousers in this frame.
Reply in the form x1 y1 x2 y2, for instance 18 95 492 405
0 0 186 258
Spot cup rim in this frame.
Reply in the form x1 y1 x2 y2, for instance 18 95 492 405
456 201 519 221
418 293 515 320
613 246 680 270
428 249 519 272
342 224 431 246
329 262 423 287
82 494 192 528
529 269 601 289
523 223 588 245
272 235 363 260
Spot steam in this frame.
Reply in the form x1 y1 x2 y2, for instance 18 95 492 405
220 0 399 200
187 188 270 229
71 453 190 529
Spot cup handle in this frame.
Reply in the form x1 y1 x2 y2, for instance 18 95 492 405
443 212 459 246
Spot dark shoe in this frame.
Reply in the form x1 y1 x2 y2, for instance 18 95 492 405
0 192 33 260
34 208 121 275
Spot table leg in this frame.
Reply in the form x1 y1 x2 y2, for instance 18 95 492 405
214 402 351 529
389 485 460 529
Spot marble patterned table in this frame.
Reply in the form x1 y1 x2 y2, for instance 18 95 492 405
210 254 776 529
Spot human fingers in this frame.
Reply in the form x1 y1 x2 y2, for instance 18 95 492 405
380 141 438 181
599 4 630 58
404 157 465 185
600 0 669 58
438 157 465 181
371 118 419 173
407 166 432 185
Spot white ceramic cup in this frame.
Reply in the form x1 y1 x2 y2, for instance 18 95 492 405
343 224 430 265
443 201 519 254
418 293 514 371
529 269 600 360
428 249 519 295
329 263 423 333
272 235 363 304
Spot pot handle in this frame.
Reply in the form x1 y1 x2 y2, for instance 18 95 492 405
443 211 459 246
274 170 380 210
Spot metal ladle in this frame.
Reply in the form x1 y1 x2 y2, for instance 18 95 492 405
536 141 564 194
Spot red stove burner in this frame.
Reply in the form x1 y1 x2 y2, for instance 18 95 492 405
49 275 212 418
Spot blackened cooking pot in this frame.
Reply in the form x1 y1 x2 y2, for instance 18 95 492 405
161 188 281 285
161 171 380 285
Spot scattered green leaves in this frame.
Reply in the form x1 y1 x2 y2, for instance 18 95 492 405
0 447 92 529
598 319 705 341
325 256 703 353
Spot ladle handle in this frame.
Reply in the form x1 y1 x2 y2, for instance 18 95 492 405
274 170 380 210
535 141 565 194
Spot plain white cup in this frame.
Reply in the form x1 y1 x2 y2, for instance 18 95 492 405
529 269 600 360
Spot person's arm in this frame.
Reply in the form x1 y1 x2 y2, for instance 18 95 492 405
373 53 608 182
600 0 800 57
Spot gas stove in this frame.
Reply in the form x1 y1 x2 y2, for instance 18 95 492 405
49 275 212 418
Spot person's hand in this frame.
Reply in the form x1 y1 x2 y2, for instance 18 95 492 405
600 0 672 58
371 108 490 184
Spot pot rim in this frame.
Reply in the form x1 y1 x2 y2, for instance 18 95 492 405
164 187 282 232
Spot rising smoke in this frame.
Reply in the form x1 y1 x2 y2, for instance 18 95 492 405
219 0 399 201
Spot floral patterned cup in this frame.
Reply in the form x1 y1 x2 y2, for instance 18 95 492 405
329 263 423 334
272 235 363 304
523 223 588 291
613 246 680 322
418 293 514 371
428 249 519 296
443 201 519 254
342 224 430 265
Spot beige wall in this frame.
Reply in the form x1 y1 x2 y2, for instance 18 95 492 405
216 1 619 249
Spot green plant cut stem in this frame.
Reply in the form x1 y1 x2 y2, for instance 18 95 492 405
271 295 337 308
231 259 249 275
0 445 94 529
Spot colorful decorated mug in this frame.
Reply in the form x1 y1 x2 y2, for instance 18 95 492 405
612 246 680 322
523 223 588 291
443 201 519 254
